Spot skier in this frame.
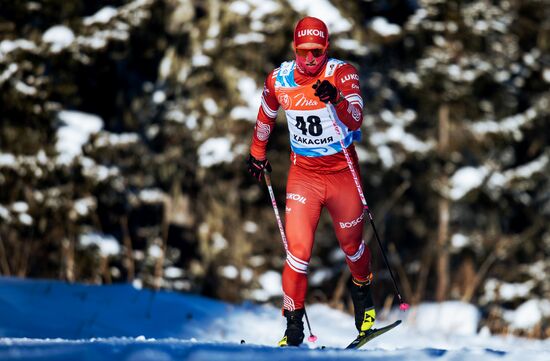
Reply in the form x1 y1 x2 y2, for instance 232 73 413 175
246 16 376 347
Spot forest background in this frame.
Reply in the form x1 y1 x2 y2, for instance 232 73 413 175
1 0 549 339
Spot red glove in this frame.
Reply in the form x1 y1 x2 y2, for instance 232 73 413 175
247 154 272 182
313 80 341 104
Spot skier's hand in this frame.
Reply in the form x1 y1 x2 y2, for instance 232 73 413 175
313 79 339 104
247 154 272 182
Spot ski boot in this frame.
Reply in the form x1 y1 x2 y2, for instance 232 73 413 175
350 276 376 335
278 309 305 347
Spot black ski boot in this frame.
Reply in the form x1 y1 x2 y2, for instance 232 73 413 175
350 277 376 333
278 309 305 347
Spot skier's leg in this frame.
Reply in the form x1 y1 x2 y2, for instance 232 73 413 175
279 165 323 346
282 165 323 311
325 169 375 333
325 169 372 282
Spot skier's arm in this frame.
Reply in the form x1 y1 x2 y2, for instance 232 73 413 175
249 71 279 160
331 64 364 131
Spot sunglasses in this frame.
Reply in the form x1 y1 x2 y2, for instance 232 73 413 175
296 47 326 57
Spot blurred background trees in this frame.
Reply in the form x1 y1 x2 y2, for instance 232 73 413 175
0 0 549 338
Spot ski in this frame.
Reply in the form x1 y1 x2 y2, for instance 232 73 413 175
345 320 401 349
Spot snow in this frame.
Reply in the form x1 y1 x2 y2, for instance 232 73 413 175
251 270 283 301
334 38 369 56
230 106 256 120
482 279 536 303
56 110 104 163
14 81 37 96
42 25 75 52
449 166 488 200
406 8 428 28
487 153 548 190
495 70 511 82
504 299 550 330
0 205 9 220
0 39 36 58
377 145 395 169
197 137 234 167
138 188 166 204
228 74 264 121
525 261 547 282
11 201 29 213
248 0 280 21
506 153 548 179
165 109 185 124
76 28 130 50
288 0 352 33
203 98 218 115
470 107 538 140
0 63 18 84
1 277 549 361
0 153 17 167
249 255 266 267
79 157 120 183
368 110 433 160
79 232 121 257
220 265 239 279
76 34 107 49
310 268 333 286
241 268 254 283
94 132 139 148
451 233 470 250
243 221 258 233
211 232 228 252
233 32 266 45
474 20 489 33
191 54 211 67
380 109 417 126
159 54 172 79
164 267 184 278
18 213 33 226
403 302 480 336
73 197 96 217
148 244 162 258
153 90 166 104
132 278 144 289
228 2 250 16
83 6 118 26
369 124 433 155
238 76 262 114
370 17 402 37
184 113 198 130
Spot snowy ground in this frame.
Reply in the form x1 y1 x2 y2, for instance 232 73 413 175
0 277 549 360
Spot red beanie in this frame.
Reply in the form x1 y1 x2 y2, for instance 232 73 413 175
293 17 329 48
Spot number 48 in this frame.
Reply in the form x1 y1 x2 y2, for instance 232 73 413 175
295 115 323 136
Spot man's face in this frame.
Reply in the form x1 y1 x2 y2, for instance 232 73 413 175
295 42 328 75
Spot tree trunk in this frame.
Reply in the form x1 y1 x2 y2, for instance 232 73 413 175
436 103 450 302
121 215 135 282
153 202 170 291
100 256 112 284
0 234 11 275
61 238 75 282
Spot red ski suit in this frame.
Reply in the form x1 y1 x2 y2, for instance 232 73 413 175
250 59 372 311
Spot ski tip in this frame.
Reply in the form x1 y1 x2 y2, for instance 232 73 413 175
308 335 318 343
399 302 410 311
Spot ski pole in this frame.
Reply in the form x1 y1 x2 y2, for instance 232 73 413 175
325 103 410 311
263 170 318 342
263 170 288 253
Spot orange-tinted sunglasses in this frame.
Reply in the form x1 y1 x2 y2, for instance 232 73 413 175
296 47 326 57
